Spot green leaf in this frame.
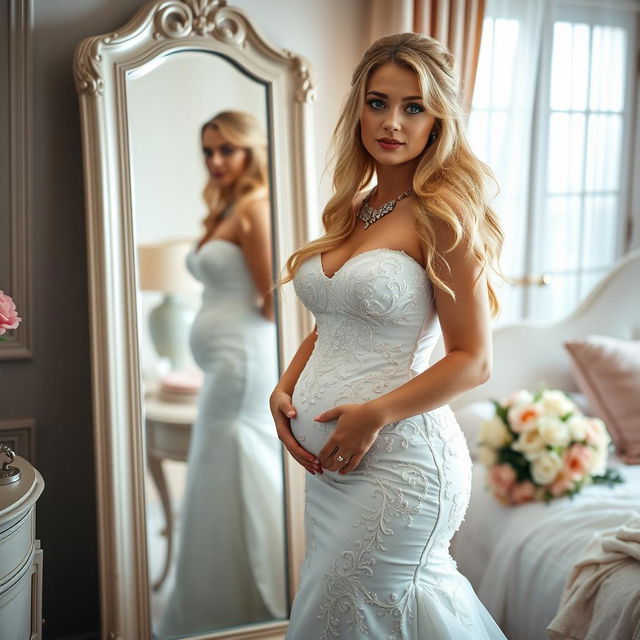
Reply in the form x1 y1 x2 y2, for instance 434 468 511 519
491 399 509 426
592 468 625 486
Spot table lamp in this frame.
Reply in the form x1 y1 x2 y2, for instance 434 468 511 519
138 240 197 370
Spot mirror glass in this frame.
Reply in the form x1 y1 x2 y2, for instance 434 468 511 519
125 49 288 637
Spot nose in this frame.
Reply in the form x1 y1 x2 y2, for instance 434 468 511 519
210 151 224 168
383 111 400 134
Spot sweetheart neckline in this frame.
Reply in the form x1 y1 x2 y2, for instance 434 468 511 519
318 247 426 281
194 237 242 255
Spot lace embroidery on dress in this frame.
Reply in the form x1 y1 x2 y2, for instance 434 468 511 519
316 417 432 640
295 254 426 413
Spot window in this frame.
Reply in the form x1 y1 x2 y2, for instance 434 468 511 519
469 1 638 324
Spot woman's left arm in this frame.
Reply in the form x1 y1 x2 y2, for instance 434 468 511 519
237 198 275 321
317 212 493 473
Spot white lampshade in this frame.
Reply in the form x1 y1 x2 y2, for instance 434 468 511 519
138 239 198 293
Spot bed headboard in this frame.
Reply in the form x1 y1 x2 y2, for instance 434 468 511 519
432 250 640 411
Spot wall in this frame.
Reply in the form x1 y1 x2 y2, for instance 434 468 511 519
0 0 370 637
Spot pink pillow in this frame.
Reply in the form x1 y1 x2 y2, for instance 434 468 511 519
564 335 640 464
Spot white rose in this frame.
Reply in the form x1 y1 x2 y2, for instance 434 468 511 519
539 389 576 417
501 389 534 408
477 445 498 467
508 403 542 433
585 417 612 448
479 416 513 448
595 418 611 446
511 427 547 461
567 415 588 441
538 415 571 447
531 450 563 485
589 447 607 476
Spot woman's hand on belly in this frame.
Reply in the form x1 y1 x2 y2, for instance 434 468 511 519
270 388 323 475
314 403 386 474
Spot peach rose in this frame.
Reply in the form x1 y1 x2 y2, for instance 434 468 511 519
549 469 574 497
0 291 21 336
509 480 536 505
507 403 541 433
563 444 592 481
488 463 517 500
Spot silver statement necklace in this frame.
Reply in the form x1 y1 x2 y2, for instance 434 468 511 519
357 186 412 229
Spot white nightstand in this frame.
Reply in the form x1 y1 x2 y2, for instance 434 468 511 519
0 450 44 640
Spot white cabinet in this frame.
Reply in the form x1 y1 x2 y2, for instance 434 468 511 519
0 453 44 640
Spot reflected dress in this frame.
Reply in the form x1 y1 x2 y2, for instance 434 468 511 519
286 248 507 639
157 238 286 637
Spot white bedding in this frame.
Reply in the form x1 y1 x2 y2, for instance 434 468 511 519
450 457 640 640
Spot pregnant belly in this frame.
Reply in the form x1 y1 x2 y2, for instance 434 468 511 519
289 385 337 458
189 306 274 371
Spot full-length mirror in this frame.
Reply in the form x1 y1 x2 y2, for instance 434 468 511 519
74 1 316 638
128 51 286 637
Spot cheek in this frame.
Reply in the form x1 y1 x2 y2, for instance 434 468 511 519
360 111 375 137
229 153 247 173
409 121 432 149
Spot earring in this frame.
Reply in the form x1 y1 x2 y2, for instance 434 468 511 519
428 131 437 145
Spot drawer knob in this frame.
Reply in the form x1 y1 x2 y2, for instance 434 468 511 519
0 444 21 485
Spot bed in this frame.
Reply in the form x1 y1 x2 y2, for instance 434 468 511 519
432 250 640 640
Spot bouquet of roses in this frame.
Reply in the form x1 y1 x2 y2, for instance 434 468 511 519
0 290 21 342
477 388 623 505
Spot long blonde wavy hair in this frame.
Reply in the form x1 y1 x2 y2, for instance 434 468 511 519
199 110 269 240
276 32 504 317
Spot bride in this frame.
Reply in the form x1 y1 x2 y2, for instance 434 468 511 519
158 110 286 637
270 33 507 639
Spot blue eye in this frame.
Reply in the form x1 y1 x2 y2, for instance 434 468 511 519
366 98 425 114
367 98 385 110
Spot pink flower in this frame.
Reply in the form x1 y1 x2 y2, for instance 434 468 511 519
563 444 592 481
509 480 536 505
488 463 517 500
0 291 21 336
549 469 574 497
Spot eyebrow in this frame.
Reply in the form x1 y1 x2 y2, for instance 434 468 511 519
366 91 423 101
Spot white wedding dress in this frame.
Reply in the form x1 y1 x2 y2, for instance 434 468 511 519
157 238 287 638
287 248 507 640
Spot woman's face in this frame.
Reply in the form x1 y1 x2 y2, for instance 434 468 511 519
359 61 435 166
202 126 249 190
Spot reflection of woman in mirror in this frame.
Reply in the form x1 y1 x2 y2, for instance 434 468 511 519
158 111 286 636
271 34 507 638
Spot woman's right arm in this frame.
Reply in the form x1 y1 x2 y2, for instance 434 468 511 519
270 325 323 475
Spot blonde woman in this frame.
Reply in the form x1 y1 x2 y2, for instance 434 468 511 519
158 111 286 636
270 34 507 639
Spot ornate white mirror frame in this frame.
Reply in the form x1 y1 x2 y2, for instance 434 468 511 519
73 1 316 637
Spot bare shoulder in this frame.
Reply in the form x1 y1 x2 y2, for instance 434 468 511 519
236 194 270 234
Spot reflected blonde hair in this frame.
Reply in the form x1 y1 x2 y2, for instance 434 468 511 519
200 110 269 239
276 33 504 317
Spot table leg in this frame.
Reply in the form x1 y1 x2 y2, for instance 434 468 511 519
148 454 173 592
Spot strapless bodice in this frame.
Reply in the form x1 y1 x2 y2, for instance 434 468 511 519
291 248 440 425
186 238 275 371
187 238 259 306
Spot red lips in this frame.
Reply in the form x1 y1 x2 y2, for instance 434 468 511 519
376 137 404 144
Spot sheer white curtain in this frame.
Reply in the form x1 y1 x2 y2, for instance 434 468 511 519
467 0 547 324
